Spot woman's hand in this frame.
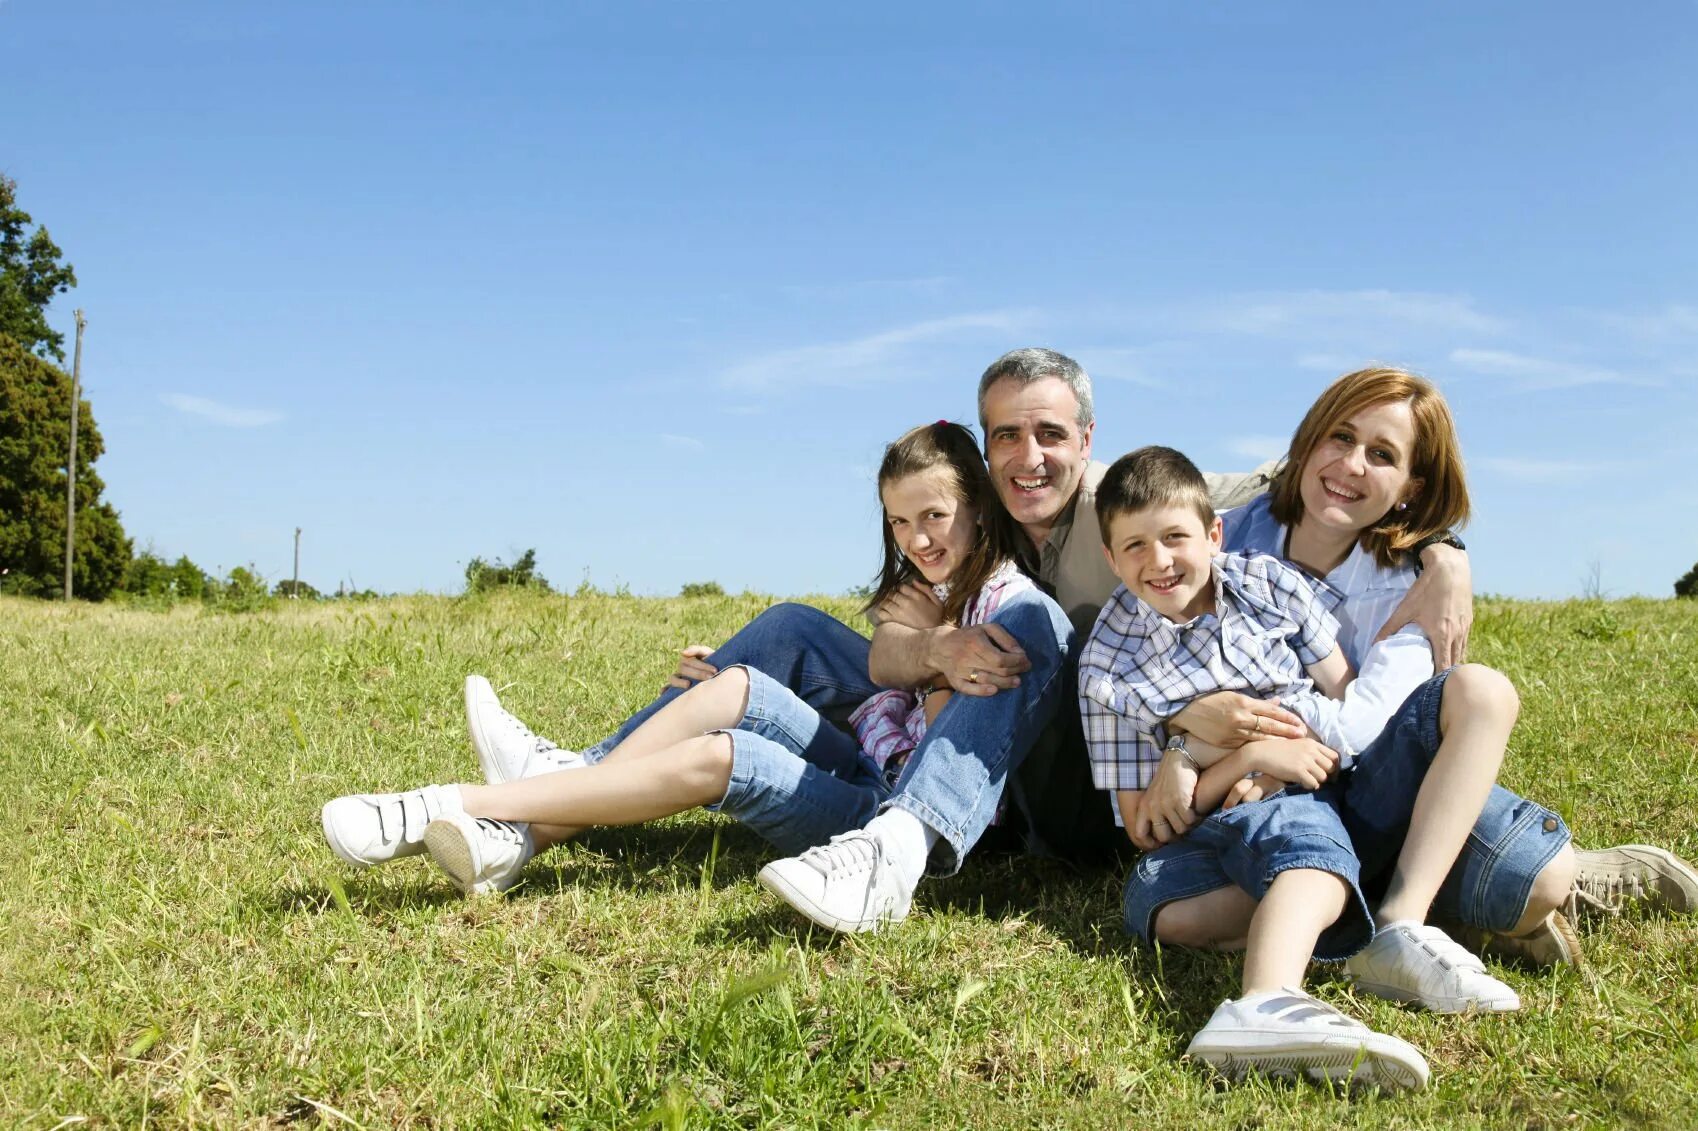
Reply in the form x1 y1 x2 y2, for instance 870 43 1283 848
1169 691 1306 748
1143 751 1200 845
1221 774 1292 810
1377 542 1473 670
1242 736 1338 790
664 644 719 691
877 580 945 631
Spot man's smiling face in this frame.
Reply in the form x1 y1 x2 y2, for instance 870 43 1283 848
980 376 1094 547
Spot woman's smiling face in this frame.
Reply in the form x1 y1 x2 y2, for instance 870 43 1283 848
1298 398 1423 535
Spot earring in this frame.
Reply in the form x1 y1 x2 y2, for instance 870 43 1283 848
1395 501 1408 511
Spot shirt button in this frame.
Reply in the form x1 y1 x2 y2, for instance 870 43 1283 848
1543 817 1559 833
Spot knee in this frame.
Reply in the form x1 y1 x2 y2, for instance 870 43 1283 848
683 733 737 796
991 591 1070 660
753 601 830 634
1442 663 1519 725
1152 899 1219 949
1525 842 1577 921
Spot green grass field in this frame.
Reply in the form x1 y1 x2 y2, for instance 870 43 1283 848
4 591 1697 1128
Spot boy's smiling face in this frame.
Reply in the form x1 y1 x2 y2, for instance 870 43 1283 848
1101 504 1223 623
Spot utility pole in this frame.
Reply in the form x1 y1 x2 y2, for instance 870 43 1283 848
292 528 302 598
63 309 86 601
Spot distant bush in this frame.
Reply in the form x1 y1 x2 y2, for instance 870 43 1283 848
465 548 550 595
680 581 725 598
120 549 211 602
1678 562 1698 599
274 579 321 599
206 564 274 612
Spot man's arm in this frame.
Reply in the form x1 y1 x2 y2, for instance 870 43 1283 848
1375 542 1473 670
868 620 1031 696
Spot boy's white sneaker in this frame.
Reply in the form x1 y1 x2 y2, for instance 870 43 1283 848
465 674 585 784
758 829 914 933
322 784 461 868
1346 921 1521 1013
424 811 535 896
1186 988 1429 1092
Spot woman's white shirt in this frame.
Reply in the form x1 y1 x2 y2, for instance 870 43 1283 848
1221 495 1435 750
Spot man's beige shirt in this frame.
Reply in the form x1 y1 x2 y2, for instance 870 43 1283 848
1017 458 1284 639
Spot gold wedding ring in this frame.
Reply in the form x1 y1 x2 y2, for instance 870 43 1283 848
967 669 980 683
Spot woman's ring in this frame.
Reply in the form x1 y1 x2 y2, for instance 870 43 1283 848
1253 715 1263 734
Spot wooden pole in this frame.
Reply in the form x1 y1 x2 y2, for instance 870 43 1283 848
63 309 86 600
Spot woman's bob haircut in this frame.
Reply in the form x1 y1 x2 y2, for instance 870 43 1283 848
1268 366 1471 568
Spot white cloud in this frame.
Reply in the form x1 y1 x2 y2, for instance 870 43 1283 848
659 433 706 452
1226 434 1291 461
1447 348 1646 390
161 393 283 427
1474 456 1602 483
722 310 1036 391
1203 289 1506 340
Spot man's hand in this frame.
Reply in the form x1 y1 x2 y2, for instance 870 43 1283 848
664 644 719 691
926 623 1030 697
1169 691 1305 748
1377 542 1472 671
1144 751 1200 845
876 580 945 631
1221 773 1292 810
1241 736 1338 790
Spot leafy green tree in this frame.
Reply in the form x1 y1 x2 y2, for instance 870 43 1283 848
274 578 321 599
171 555 209 600
465 548 551 594
0 335 129 599
1677 562 1698 599
680 580 725 597
0 174 78 362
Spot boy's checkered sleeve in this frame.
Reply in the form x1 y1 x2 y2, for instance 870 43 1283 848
1078 668 1162 792
1274 560 1339 664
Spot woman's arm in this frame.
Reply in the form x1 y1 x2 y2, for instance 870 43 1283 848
1374 542 1473 670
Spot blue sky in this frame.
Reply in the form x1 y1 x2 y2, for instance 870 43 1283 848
5 1 1695 599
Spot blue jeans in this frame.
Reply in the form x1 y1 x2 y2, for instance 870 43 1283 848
1124 669 1572 955
708 666 890 855
581 593 1074 875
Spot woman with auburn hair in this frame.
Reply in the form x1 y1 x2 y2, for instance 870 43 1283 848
1124 366 1696 1084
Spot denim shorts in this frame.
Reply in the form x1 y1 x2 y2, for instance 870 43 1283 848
706 665 890 856
1123 784 1374 961
1342 670 1571 932
1124 669 1573 955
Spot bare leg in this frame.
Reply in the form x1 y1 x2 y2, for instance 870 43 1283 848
1510 842 1577 936
1153 885 1260 951
1376 664 1518 926
499 667 753 847
1242 869 1349 996
460 732 734 833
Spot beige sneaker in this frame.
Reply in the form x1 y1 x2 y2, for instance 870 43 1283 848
1445 910 1581 969
1571 844 1698 918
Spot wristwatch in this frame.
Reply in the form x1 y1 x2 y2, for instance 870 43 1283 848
1164 733 1201 773
1410 531 1466 575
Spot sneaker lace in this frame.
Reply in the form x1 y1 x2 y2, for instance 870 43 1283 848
799 832 882 877
1571 871 1643 914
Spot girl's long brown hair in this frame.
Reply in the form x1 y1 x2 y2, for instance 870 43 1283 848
865 421 1022 626
1268 366 1471 567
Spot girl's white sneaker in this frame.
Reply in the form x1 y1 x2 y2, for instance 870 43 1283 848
424 810 535 895
322 784 462 868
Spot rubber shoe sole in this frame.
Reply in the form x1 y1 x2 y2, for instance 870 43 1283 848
1188 1030 1429 1092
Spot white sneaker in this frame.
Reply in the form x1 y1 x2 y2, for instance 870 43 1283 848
465 674 585 784
1346 921 1521 1013
424 810 535 896
322 784 461 868
757 829 914 933
1187 988 1430 1092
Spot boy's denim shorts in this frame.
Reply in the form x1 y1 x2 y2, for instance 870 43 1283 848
1124 669 1572 957
706 665 891 856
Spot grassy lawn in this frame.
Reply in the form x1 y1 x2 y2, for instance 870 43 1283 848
4 591 1697 1128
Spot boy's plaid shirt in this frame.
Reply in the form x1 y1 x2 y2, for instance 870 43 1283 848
1077 551 1340 793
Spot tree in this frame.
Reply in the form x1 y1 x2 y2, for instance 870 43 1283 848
1677 562 1698 599
465 548 550 594
0 175 78 362
0 335 129 599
